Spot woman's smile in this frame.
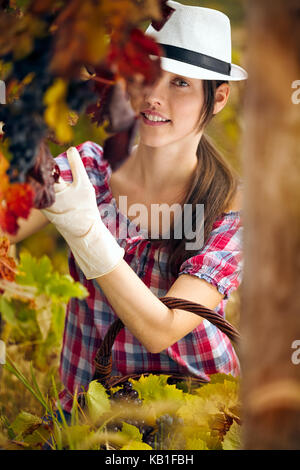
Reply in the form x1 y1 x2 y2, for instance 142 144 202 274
140 110 172 127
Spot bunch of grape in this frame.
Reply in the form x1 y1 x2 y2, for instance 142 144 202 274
66 79 98 113
152 414 184 450
110 380 142 406
107 380 155 447
0 35 54 184
0 33 97 210
107 382 187 449
0 103 48 183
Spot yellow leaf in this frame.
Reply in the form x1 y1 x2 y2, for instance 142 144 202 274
0 151 9 197
44 79 73 143
44 78 67 107
121 441 153 450
185 437 208 450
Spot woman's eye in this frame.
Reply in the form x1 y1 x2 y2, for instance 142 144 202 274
173 78 189 87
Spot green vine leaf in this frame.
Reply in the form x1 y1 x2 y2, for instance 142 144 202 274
0 296 18 326
131 374 184 405
10 411 42 438
121 440 153 450
16 253 53 293
116 422 152 450
86 380 111 423
222 421 242 450
194 375 240 417
16 252 88 301
61 424 93 450
45 272 88 302
23 424 52 449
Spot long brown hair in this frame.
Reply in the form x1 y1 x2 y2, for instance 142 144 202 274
151 80 241 282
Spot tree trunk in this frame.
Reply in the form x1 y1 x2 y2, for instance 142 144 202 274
241 0 300 449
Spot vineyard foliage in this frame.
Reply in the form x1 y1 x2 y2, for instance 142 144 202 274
0 236 242 450
0 371 242 450
0 237 87 369
0 0 246 234
0 0 175 234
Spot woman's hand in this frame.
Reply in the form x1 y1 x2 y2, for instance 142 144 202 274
42 147 124 279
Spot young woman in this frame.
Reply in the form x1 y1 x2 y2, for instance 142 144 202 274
7 2 248 415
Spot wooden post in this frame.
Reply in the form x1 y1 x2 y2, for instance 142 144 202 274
241 0 300 449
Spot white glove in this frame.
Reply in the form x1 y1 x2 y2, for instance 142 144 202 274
42 147 124 279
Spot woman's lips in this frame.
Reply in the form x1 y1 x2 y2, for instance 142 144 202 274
140 112 171 127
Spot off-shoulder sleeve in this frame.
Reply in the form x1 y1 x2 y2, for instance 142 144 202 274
178 212 243 300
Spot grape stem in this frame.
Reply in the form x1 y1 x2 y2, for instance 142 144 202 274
90 76 116 86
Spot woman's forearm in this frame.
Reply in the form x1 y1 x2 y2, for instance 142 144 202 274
95 259 179 353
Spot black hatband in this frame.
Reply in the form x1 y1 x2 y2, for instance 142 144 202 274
159 43 231 76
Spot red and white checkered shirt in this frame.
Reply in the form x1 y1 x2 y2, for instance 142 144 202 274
54 141 243 413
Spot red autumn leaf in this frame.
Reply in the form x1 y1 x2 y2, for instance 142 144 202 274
0 236 17 282
50 0 108 78
0 183 35 236
6 183 35 219
107 28 162 85
151 0 176 31
0 151 35 236
0 208 18 237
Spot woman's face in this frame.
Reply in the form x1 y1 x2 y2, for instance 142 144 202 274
129 70 205 147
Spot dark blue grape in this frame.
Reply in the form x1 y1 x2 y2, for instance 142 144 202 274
123 381 133 391
66 79 97 113
129 389 138 399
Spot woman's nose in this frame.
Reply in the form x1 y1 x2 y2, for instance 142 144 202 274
144 78 165 107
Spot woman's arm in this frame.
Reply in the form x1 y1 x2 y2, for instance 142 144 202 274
39 147 236 353
96 260 224 354
97 190 243 353
0 208 50 244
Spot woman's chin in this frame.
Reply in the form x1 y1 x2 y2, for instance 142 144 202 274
139 132 172 148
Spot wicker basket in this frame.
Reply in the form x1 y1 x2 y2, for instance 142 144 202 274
92 296 241 390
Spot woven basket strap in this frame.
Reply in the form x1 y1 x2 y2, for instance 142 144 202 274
93 318 124 382
159 296 241 344
93 296 241 384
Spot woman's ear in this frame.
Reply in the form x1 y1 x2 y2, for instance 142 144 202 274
213 83 230 115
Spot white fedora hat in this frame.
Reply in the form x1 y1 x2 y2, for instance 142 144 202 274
146 0 248 81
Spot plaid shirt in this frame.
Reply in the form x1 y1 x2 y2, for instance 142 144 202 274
54 141 243 413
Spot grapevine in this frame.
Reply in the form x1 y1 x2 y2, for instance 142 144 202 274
0 0 174 235
0 373 242 450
